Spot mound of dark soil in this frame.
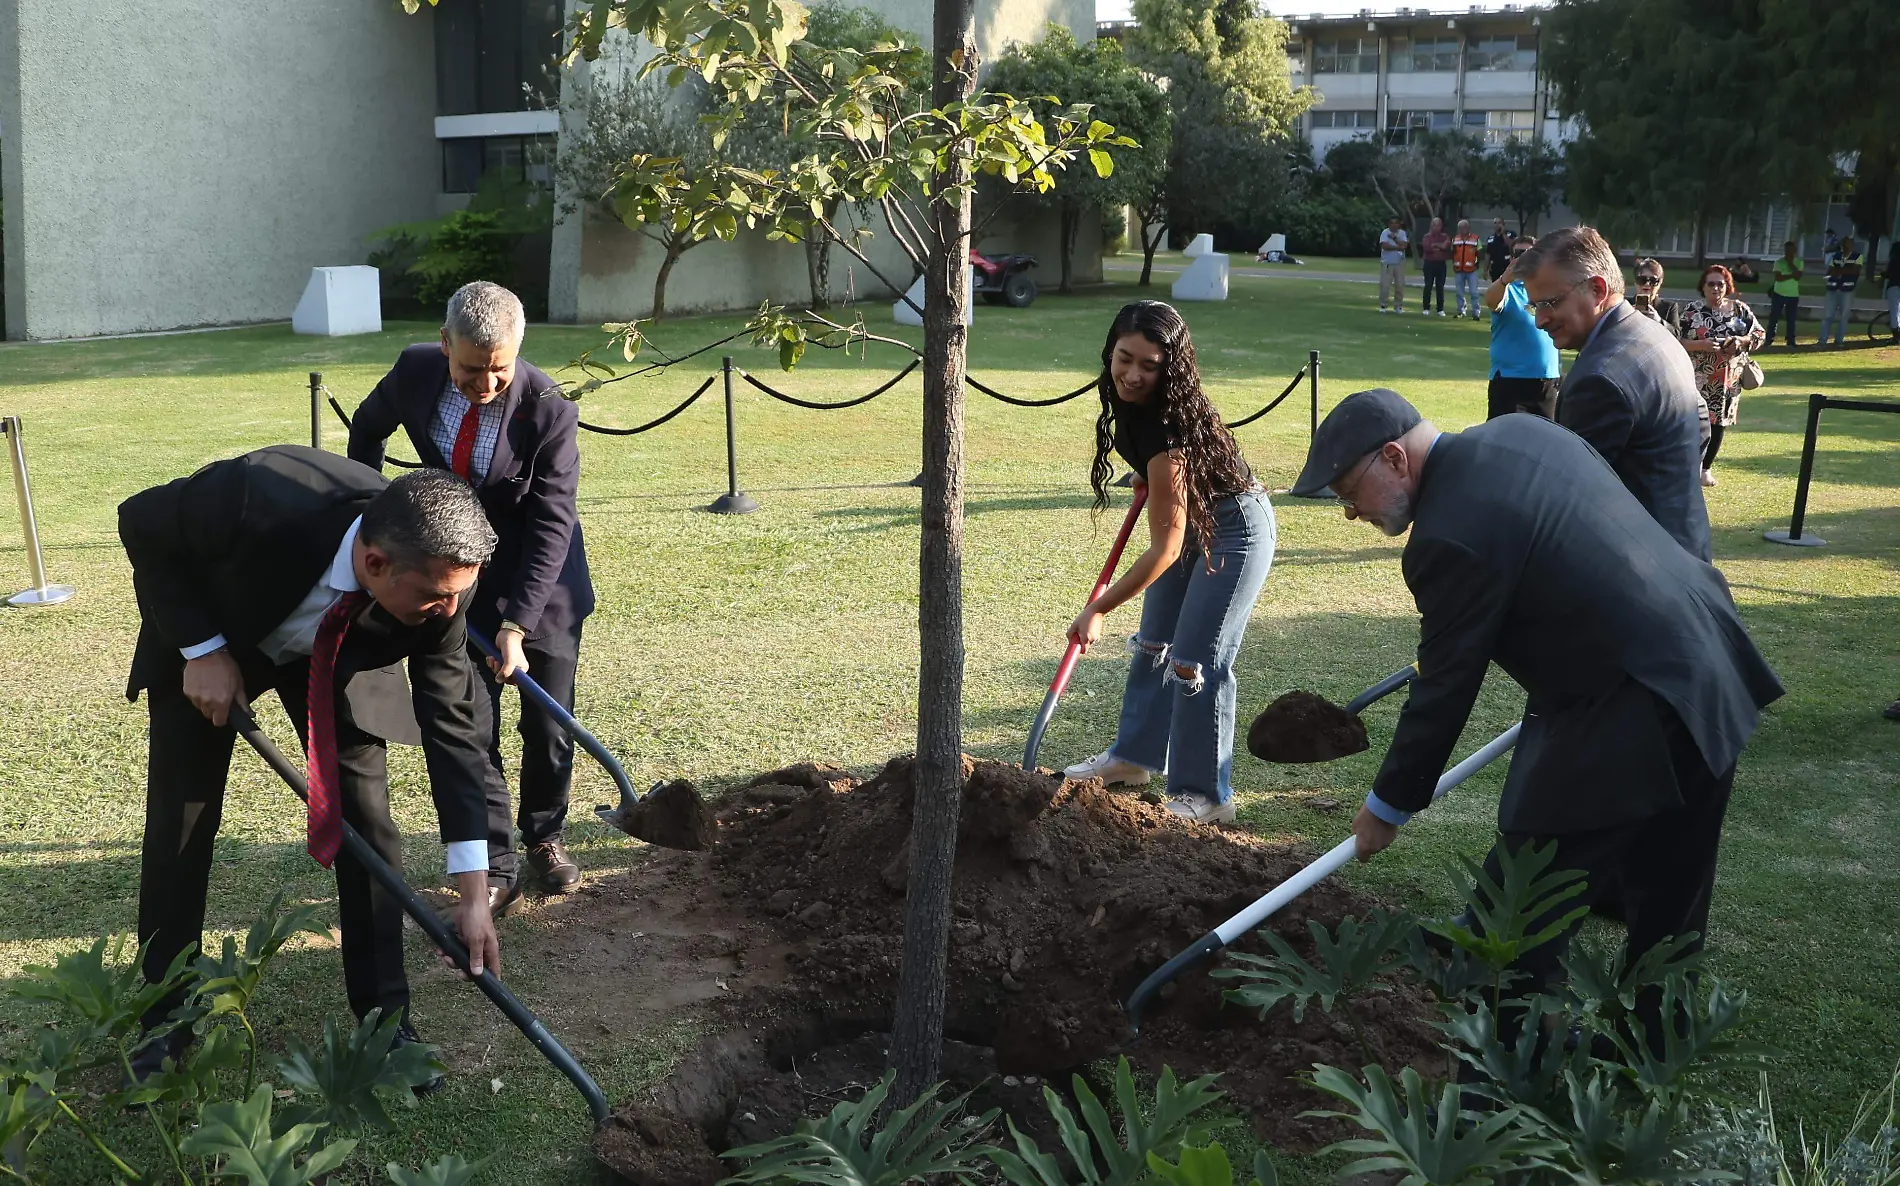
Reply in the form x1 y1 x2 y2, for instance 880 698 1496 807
1247 690 1370 763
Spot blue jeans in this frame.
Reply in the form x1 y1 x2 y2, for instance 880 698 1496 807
1453 270 1480 315
1109 487 1276 804
1820 289 1852 343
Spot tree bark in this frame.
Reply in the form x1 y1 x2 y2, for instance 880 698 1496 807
652 234 690 321
888 0 975 1110
1139 212 1164 286
1059 205 1077 293
806 231 832 310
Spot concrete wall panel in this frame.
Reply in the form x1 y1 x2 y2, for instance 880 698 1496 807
3 0 438 339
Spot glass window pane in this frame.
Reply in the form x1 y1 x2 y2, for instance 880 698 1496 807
442 139 484 193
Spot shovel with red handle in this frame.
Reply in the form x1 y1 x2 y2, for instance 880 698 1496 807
1022 487 1149 770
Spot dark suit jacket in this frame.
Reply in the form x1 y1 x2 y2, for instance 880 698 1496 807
347 344 593 644
1556 300 1711 561
1373 416 1783 836
118 445 488 843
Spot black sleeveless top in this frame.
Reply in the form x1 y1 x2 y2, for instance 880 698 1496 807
1110 395 1252 490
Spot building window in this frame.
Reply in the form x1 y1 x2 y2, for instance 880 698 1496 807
1314 37 1380 74
436 0 566 116
442 134 557 194
1388 36 1460 73
1386 109 1455 145
1468 33 1537 72
1310 109 1378 130
1462 109 1536 147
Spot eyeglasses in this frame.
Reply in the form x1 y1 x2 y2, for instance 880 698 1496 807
1334 452 1380 510
1635 274 1663 285
1527 279 1591 312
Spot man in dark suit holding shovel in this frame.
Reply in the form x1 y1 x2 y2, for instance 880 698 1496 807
120 450 501 1084
349 281 595 910
1289 389 1782 1012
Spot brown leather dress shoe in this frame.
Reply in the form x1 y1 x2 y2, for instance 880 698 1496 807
489 879 526 917
527 837 582 893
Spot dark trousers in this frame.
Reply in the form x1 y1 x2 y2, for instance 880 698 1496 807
1487 374 1560 421
1704 422 1726 468
1765 293 1799 346
1422 260 1447 311
1480 702 1735 1040
476 623 583 885
138 659 409 1026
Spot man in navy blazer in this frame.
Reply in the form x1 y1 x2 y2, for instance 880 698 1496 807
349 282 596 910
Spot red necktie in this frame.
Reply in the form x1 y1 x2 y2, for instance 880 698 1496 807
449 402 481 480
305 590 368 867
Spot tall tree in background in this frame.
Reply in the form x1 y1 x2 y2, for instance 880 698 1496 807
987 28 1170 291
1544 0 1773 263
1471 136 1565 233
1372 131 1484 224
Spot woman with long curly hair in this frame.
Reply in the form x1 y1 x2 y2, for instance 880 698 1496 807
1062 301 1277 823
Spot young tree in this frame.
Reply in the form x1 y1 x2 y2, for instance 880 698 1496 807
1471 137 1564 233
986 27 1169 292
410 0 1128 1107
1373 131 1484 224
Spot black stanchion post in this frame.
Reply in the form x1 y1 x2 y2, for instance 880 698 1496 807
1763 392 1828 547
708 356 760 515
1308 349 1321 440
309 372 323 450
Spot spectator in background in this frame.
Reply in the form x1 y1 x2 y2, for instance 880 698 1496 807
1766 241 1803 348
1677 264 1765 488
1485 218 1515 282
1451 219 1483 319
1628 258 1683 335
1730 256 1760 286
1820 234 1863 346
1379 216 1410 314
1824 226 1841 256
1883 242 1900 346
1419 217 1451 317
1481 236 1560 420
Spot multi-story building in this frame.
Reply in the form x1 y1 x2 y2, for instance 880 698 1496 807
1285 6 1571 160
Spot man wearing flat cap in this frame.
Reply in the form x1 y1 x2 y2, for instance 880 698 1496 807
1287 389 1782 1016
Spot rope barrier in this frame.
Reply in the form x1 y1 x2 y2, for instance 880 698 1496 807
1223 365 1308 430
327 396 423 468
576 374 718 436
736 359 921 410
967 374 1097 407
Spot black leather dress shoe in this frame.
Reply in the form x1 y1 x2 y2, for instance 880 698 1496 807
123 1028 193 1093
392 1020 447 1097
526 837 582 893
1884 698 1900 721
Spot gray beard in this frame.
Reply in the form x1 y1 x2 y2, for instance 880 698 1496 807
1375 490 1414 537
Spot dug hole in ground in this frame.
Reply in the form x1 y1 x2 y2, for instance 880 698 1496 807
498 756 1442 1183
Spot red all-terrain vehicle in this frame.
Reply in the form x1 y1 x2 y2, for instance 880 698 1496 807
969 248 1039 307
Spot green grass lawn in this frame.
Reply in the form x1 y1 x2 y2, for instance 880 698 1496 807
2 270 1897 1182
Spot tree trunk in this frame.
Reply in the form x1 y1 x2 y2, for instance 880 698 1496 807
1140 213 1164 286
806 232 833 310
1059 205 1076 293
653 234 689 321
888 0 975 1110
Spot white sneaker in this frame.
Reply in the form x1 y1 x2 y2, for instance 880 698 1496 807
1062 751 1151 786
1165 793 1236 824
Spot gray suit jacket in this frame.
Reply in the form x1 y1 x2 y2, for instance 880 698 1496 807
1556 300 1711 561
1372 416 1782 836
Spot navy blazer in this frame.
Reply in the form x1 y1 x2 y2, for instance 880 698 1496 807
348 344 595 644
1556 300 1712 561
1372 416 1782 836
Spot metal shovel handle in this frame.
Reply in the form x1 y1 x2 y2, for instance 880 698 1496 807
1124 720 1522 1031
1023 487 1149 769
465 626 642 822
228 701 612 1124
1343 664 1418 716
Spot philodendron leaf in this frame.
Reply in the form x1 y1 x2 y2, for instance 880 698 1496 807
179 1084 357 1186
386 1153 494 1185
274 1009 444 1133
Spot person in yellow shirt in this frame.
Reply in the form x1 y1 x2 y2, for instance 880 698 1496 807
1765 240 1802 347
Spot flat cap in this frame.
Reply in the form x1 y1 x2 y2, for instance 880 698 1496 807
1289 388 1422 498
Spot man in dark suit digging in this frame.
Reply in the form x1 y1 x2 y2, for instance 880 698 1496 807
120 451 501 1085
1290 389 1782 1024
349 281 595 911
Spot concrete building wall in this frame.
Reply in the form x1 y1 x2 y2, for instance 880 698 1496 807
0 0 439 340
547 0 1097 325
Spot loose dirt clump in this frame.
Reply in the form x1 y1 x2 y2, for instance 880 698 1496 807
1247 689 1370 763
584 756 1441 1181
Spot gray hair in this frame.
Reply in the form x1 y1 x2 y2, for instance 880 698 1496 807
1517 226 1625 300
444 281 525 349
360 469 497 571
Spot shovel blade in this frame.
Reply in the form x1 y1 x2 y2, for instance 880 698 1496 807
597 779 713 850
1247 690 1370 764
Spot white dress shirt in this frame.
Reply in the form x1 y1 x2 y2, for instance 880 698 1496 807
429 378 506 483
178 517 484 876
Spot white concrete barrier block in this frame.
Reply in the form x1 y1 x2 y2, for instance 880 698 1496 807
1259 233 1287 256
292 266 383 336
1171 253 1229 301
1182 232 1216 259
892 274 973 327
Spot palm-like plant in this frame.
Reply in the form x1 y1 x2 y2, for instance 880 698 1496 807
986 1058 1227 1186
719 1070 996 1185
1212 910 1413 1065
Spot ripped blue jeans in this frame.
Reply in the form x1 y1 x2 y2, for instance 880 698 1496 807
1108 486 1276 804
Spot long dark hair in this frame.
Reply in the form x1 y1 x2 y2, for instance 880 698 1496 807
1090 301 1250 550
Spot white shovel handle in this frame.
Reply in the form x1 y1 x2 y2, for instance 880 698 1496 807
1213 721 1522 944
